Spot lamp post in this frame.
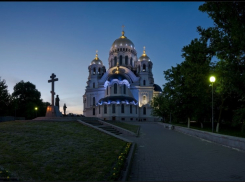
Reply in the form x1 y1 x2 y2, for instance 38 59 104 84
209 76 216 132
35 107 38 117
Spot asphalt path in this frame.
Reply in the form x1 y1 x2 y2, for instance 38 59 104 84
123 122 245 181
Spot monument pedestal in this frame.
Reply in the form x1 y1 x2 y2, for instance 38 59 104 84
46 106 62 117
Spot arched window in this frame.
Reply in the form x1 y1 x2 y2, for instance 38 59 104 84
125 56 128 65
130 57 133 66
93 108 95 115
98 68 101 75
114 57 117 66
104 105 107 114
121 104 124 113
119 55 122 65
106 86 108 95
93 82 95 88
143 64 146 72
143 80 146 86
143 107 146 115
123 48 125 51
130 105 132 114
114 83 117 94
93 97 95 106
143 95 146 101
93 67 96 75
112 104 116 113
123 84 126 94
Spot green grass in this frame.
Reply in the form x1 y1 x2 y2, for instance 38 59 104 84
0 120 127 181
104 120 139 134
173 122 245 138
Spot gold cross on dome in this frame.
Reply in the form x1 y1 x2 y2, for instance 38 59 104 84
95 50 98 60
143 46 146 56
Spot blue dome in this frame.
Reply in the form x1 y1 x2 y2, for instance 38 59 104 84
98 96 137 104
108 74 127 81
153 84 162 92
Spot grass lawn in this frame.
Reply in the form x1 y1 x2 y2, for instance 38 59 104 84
104 121 139 134
0 120 127 181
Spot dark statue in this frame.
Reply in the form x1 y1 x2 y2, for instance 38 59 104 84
55 95 60 108
63 103 67 115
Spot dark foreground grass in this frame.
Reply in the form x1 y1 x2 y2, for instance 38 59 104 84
0 120 127 181
104 121 139 134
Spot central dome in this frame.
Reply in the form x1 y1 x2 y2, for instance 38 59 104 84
111 31 135 49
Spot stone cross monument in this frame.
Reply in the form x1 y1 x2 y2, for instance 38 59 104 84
46 73 62 117
48 73 58 106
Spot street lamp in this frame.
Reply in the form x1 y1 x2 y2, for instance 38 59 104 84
209 76 216 132
35 107 38 117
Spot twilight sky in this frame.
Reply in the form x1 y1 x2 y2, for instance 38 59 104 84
0 2 214 114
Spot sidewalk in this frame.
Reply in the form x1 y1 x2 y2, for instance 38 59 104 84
124 122 245 181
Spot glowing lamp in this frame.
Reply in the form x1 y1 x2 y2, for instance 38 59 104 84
210 76 215 83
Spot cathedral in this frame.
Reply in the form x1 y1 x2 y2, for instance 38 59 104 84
83 29 162 121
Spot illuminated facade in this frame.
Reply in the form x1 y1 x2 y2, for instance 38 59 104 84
83 30 162 121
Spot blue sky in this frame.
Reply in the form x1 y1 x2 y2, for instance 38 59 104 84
0 2 214 114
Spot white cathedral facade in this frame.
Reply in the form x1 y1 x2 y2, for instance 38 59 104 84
83 30 162 121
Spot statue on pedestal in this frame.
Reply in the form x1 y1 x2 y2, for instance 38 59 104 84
55 95 60 109
63 103 67 115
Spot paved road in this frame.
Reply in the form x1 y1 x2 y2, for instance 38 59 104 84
123 122 245 181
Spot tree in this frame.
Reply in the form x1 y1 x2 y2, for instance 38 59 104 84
151 93 171 122
198 2 245 131
0 77 10 116
12 80 43 119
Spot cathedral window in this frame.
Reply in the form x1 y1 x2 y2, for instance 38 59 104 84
143 64 146 72
121 104 124 113
93 97 95 106
104 105 107 114
114 57 117 66
143 95 146 101
130 57 133 66
93 82 95 88
93 67 96 75
123 84 126 94
112 104 116 113
143 107 146 115
125 56 128 65
143 80 146 86
93 108 95 115
130 105 132 114
119 55 122 65
114 83 117 94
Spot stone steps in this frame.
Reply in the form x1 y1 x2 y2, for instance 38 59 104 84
82 120 122 135
99 126 123 135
